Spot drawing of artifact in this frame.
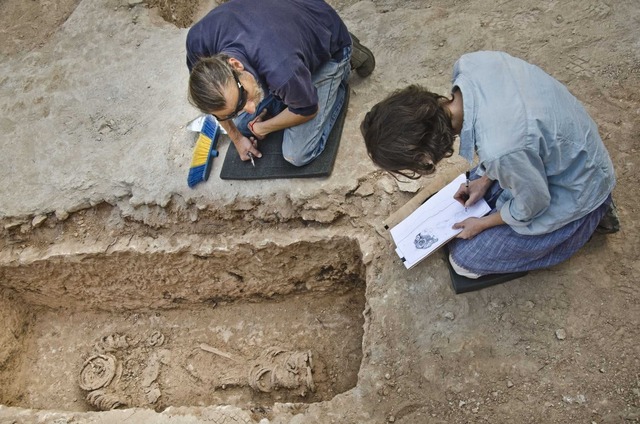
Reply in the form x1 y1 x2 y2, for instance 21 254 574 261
414 232 438 250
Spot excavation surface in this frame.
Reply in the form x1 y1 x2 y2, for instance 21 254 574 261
0 0 639 423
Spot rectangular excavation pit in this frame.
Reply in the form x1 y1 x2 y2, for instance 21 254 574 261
0 236 366 412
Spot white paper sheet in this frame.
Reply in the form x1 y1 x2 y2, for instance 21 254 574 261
187 114 227 134
390 174 491 269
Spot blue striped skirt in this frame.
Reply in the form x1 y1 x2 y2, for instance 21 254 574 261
448 183 612 276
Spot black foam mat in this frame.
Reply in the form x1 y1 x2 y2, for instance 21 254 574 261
442 248 528 294
220 88 349 180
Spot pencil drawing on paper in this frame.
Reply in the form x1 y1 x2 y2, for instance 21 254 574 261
414 232 438 250
389 174 491 269
397 197 490 266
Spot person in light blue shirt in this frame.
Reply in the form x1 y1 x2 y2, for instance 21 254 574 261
361 51 618 279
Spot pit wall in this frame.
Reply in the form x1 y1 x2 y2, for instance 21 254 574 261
0 290 28 369
0 228 375 420
0 291 29 405
0 232 367 311
0 182 393 423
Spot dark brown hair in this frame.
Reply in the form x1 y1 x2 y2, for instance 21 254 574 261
360 85 455 179
188 54 233 114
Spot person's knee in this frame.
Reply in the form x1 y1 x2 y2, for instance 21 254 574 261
283 149 313 167
282 134 323 167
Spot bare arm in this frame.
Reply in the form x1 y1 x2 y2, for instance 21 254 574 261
453 211 506 239
250 107 317 138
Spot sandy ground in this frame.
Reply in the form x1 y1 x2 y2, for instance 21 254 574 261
0 0 639 423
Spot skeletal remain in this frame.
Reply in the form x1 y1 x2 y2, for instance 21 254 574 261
86 389 126 411
199 343 241 362
199 344 316 396
147 331 165 347
94 333 134 353
80 332 166 411
78 354 117 391
248 347 315 395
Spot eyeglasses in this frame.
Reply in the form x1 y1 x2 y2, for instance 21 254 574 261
213 71 247 122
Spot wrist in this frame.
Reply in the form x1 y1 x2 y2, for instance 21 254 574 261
483 211 504 229
476 176 492 194
248 120 258 136
482 175 493 186
251 120 267 137
222 122 242 144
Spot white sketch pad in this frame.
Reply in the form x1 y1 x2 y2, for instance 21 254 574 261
390 173 491 269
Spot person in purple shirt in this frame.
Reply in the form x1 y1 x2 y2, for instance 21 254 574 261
186 0 375 167
361 51 618 280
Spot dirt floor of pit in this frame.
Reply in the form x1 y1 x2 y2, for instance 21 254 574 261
1 0 639 423
1 290 364 414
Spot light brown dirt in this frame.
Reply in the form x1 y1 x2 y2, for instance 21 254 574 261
0 0 639 423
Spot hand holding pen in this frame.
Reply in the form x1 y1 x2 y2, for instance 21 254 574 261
246 136 259 167
455 172 495 210
236 133 260 165
454 170 472 210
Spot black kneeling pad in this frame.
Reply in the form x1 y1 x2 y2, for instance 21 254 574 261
443 254 528 294
220 88 349 180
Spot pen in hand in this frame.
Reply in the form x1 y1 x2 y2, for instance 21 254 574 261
464 170 470 212
247 135 258 167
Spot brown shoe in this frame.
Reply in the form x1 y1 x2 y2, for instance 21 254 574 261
349 33 375 77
